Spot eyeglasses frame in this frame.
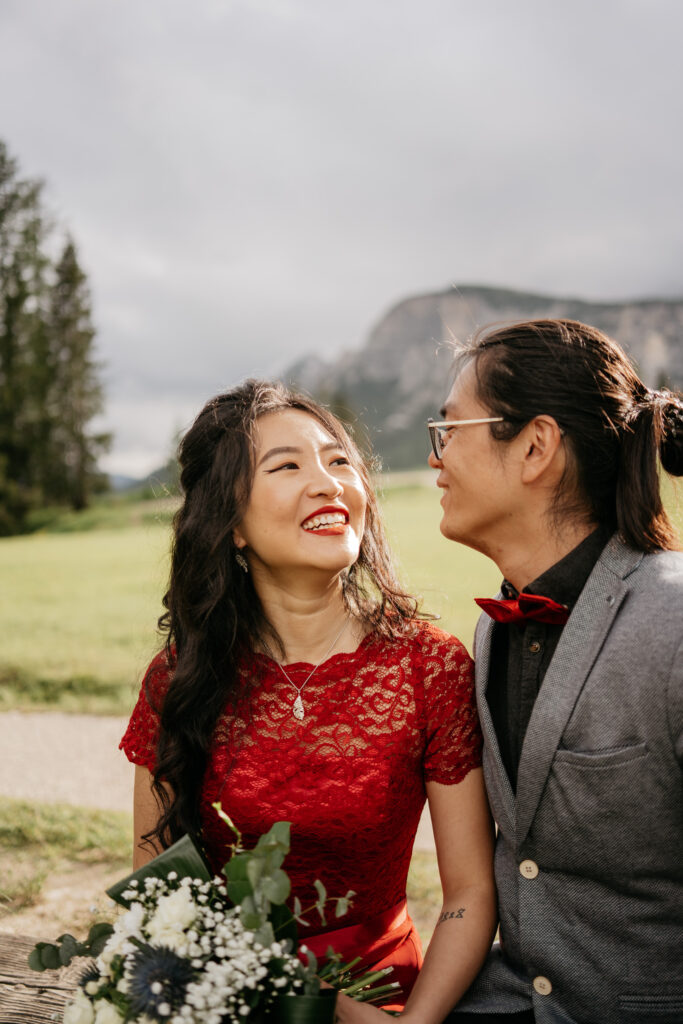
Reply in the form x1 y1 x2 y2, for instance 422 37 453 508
427 416 505 459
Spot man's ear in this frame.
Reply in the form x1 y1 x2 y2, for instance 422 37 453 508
520 416 565 484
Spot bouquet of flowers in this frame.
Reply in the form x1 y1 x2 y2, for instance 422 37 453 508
30 807 399 1023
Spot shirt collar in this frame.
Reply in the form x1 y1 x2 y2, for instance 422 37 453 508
501 526 612 609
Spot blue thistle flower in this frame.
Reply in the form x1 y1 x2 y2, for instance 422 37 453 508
79 962 102 989
127 943 196 1020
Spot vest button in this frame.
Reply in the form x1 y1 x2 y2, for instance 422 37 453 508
519 859 539 879
528 640 541 654
533 976 552 996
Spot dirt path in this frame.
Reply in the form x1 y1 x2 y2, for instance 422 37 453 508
0 711 132 811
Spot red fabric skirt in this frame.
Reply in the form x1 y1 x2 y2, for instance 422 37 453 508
301 899 423 1011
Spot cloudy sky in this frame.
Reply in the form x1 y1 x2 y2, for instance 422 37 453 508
1 0 682 476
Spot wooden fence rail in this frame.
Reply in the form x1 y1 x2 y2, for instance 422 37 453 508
0 931 79 1023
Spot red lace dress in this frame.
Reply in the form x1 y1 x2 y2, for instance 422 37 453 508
120 621 481 1008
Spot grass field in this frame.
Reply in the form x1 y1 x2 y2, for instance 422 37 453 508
0 480 503 714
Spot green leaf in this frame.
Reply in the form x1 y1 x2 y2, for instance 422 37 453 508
261 868 291 905
314 879 327 924
246 855 265 889
313 876 327 901
239 894 264 930
37 943 61 971
88 932 114 958
224 851 254 905
335 898 349 918
252 821 291 869
106 833 211 908
254 922 275 947
293 896 302 917
87 922 114 944
28 947 47 972
58 935 80 965
300 946 318 975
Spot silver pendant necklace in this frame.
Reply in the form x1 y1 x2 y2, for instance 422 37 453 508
276 617 350 721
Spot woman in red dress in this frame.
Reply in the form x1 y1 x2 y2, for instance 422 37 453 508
120 381 495 1023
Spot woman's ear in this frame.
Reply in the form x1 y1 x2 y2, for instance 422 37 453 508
232 528 246 550
520 416 565 484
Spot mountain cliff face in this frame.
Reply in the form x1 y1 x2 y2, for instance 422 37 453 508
285 284 683 469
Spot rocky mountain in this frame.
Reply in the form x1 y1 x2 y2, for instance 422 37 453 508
284 284 683 470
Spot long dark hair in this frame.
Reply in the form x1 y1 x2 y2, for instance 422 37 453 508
147 379 419 849
456 319 683 551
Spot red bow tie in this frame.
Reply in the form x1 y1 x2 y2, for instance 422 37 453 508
475 593 570 625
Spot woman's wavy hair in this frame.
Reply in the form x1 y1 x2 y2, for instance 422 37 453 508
456 318 683 551
146 379 420 849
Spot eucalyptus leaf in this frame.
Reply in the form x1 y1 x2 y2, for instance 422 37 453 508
254 922 275 947
27 946 49 972
241 908 264 930
261 868 291 905
34 943 61 971
58 934 80 965
240 894 264 930
300 946 318 975
246 856 265 889
87 922 115 944
225 851 254 905
335 897 349 918
313 879 327 904
314 879 327 924
88 928 114 957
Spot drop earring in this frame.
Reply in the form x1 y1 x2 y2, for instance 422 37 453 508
235 551 249 573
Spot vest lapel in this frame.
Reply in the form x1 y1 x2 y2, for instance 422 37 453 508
474 613 516 836
514 537 642 849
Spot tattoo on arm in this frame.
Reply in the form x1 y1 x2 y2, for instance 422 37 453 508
437 907 466 925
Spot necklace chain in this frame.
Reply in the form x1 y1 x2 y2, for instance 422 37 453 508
276 617 350 721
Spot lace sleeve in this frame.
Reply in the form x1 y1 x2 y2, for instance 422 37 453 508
119 650 172 771
420 626 482 785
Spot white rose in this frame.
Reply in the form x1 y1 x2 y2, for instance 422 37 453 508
63 989 95 1024
146 888 197 951
93 1003 124 1024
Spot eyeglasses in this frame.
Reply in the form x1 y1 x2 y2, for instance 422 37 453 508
427 417 504 459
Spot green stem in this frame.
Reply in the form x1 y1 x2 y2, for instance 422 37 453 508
341 968 393 996
353 982 401 1003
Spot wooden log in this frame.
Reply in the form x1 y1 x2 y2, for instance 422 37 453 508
0 930 81 1023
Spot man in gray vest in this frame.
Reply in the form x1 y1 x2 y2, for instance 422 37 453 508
427 319 683 1024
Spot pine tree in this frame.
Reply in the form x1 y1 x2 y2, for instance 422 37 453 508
0 140 48 531
0 140 110 531
45 239 110 510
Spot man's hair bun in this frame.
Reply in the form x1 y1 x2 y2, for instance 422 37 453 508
659 394 683 477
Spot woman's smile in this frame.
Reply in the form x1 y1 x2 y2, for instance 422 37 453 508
301 504 350 535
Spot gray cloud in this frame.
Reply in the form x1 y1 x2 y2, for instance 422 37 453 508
1 0 681 473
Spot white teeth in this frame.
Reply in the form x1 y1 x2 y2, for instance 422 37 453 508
302 512 347 530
